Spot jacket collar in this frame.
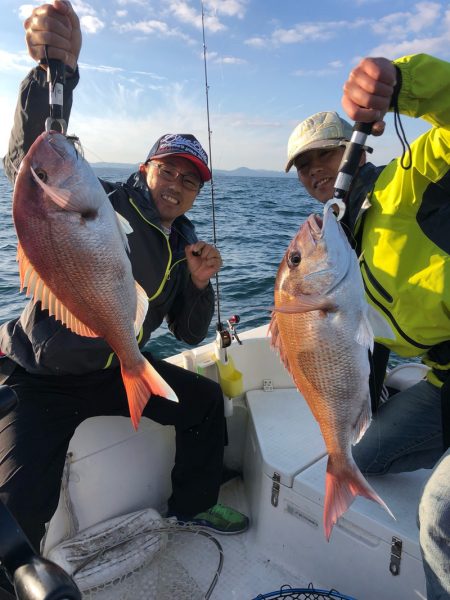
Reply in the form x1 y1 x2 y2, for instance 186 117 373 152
125 171 198 246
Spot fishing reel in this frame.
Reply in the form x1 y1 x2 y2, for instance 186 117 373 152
216 315 242 350
227 315 242 345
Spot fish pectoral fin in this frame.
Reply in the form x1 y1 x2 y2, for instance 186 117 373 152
273 295 337 314
17 243 98 338
30 167 87 212
134 281 149 336
115 211 133 253
367 304 396 341
115 211 133 235
268 312 293 375
354 311 374 351
352 399 372 445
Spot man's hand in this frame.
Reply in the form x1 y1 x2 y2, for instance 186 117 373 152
24 0 81 71
186 242 223 290
342 57 397 136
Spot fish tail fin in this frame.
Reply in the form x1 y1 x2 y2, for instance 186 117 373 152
122 358 178 431
324 455 394 541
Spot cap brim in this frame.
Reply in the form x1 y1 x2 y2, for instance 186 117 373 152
151 151 211 182
285 138 347 172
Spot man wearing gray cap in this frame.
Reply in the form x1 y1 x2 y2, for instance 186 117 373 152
285 111 364 204
286 54 450 600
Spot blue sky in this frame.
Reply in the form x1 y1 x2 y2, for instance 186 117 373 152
1 0 449 171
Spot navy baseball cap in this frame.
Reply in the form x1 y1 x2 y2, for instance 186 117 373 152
146 133 212 182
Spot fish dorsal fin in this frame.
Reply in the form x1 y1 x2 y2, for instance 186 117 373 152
17 243 98 338
268 312 293 374
31 167 81 212
134 281 149 336
354 310 374 352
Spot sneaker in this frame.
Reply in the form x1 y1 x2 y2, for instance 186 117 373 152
169 503 249 535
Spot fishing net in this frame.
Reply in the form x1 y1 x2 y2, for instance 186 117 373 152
252 583 357 600
48 515 223 600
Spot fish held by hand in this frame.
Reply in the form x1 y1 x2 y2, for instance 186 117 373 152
269 200 394 540
13 131 178 429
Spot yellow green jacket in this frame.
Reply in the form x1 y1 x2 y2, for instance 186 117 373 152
351 54 450 387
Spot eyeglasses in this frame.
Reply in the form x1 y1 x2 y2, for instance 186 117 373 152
150 162 203 192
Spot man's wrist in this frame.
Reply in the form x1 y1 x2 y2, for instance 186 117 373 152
191 275 210 290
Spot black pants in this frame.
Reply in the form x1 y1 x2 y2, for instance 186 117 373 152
0 353 225 553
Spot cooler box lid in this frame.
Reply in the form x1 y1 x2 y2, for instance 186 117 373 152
292 456 429 558
246 388 326 487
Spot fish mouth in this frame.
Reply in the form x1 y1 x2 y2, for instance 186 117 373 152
47 132 81 161
306 213 324 239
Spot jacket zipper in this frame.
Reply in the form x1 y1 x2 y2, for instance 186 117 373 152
360 259 431 351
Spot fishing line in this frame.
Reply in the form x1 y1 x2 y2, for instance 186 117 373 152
200 0 225 335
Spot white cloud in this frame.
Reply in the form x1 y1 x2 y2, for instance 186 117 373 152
249 18 370 48
294 61 343 77
81 15 105 34
18 4 35 20
204 0 248 19
0 50 34 73
168 1 225 32
370 35 450 59
115 0 148 5
245 37 265 49
200 50 246 65
368 2 450 59
372 2 441 38
79 62 124 74
72 0 98 17
116 10 128 17
113 18 194 43
221 56 246 65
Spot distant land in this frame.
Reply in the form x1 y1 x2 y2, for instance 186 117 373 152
90 163 297 178
0 163 297 178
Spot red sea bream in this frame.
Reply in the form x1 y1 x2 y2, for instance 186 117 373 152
13 131 177 429
269 199 394 540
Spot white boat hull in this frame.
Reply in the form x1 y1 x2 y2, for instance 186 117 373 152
43 325 429 599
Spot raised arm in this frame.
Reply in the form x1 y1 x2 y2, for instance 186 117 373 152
342 54 450 133
3 0 82 182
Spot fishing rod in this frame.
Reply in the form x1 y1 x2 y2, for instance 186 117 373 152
333 121 372 201
200 1 238 357
40 46 67 135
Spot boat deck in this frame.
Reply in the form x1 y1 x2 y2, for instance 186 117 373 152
43 370 429 600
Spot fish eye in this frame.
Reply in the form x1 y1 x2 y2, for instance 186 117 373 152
34 169 48 183
288 251 301 267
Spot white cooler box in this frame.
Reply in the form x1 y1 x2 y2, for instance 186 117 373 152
243 387 428 600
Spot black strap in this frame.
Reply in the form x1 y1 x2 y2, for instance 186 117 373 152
369 342 391 413
441 377 450 451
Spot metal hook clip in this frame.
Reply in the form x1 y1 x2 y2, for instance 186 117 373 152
42 56 68 135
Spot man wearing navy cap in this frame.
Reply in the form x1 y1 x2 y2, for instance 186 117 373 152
0 4 247 588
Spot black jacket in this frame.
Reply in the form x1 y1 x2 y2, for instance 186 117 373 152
0 67 215 375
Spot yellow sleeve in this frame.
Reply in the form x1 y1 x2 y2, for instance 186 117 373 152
393 54 450 129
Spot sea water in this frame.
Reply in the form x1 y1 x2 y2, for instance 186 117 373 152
0 167 410 367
